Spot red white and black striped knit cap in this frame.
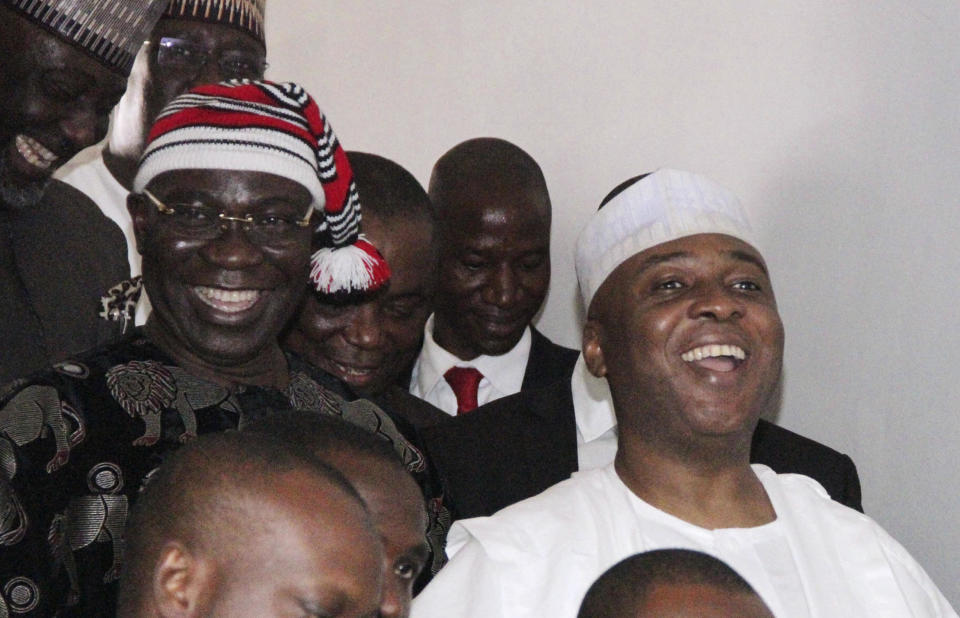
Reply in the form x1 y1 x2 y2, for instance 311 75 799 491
132 79 391 296
2 0 168 75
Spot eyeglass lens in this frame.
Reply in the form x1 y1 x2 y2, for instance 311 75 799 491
157 37 267 80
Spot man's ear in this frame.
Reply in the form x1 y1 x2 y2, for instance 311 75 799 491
582 319 608 378
153 541 213 617
128 193 149 256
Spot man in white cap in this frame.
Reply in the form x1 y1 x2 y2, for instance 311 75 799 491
0 0 167 383
420 174 861 521
412 169 954 617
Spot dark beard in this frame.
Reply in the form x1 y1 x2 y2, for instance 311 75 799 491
0 148 48 213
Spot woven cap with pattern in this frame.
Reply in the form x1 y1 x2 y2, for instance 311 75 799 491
133 79 391 297
2 0 167 75
575 168 757 311
163 0 266 44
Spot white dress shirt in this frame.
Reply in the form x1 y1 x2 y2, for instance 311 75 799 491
410 314 531 416
570 354 619 471
412 464 956 618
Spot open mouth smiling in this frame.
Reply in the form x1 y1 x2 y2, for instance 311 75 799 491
15 135 59 172
193 286 263 314
681 344 747 373
328 358 379 380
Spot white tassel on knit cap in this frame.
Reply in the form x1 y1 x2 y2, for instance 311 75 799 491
310 237 389 296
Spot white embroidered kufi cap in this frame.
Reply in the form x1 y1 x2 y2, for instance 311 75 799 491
575 168 757 310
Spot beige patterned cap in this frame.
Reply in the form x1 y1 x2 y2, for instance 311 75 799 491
2 0 167 75
163 0 266 44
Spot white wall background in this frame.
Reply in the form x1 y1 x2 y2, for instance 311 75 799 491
267 1 959 604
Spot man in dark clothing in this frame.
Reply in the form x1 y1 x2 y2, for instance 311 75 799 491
0 0 167 384
409 138 568 415
0 80 404 616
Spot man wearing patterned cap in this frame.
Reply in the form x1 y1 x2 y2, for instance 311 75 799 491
57 0 269 302
0 80 400 616
0 0 271 381
0 0 167 383
412 170 954 617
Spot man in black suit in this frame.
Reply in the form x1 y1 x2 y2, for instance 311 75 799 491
409 137 575 414
421 172 862 520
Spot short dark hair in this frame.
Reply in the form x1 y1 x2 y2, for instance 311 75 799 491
117 431 361 613
243 410 408 475
578 549 763 618
348 151 433 224
598 172 652 209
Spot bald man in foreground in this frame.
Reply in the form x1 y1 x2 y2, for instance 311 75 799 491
117 431 383 617
413 169 954 617
246 413 430 618
578 549 773 618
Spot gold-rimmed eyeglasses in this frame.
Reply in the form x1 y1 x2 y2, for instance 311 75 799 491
141 189 311 246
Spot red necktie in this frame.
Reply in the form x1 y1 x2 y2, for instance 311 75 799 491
443 366 484 414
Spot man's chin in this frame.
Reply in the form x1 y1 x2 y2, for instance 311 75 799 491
0 153 48 212
475 334 524 357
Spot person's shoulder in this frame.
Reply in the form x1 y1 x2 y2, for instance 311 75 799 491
35 178 101 216
0 333 154 394
751 418 862 510
758 466 954 612
529 328 579 370
377 385 449 429
757 464 872 530
52 141 104 184
453 467 614 549
20 179 126 261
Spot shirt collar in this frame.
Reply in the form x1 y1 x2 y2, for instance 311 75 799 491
415 313 532 395
570 354 618 442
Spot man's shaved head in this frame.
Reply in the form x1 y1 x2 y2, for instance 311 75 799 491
119 431 382 617
428 137 552 360
429 137 551 224
243 411 411 476
578 549 773 618
245 413 429 618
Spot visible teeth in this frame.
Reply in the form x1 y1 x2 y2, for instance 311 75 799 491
193 286 260 313
681 344 746 362
15 135 58 170
333 360 373 377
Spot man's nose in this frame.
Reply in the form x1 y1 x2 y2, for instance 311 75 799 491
482 264 519 308
688 283 744 321
193 55 225 88
343 304 382 349
378 573 405 618
199 222 265 269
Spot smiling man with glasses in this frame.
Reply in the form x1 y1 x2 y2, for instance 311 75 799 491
0 80 400 616
7 1 273 377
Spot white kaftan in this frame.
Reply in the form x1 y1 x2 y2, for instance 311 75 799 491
412 464 955 618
